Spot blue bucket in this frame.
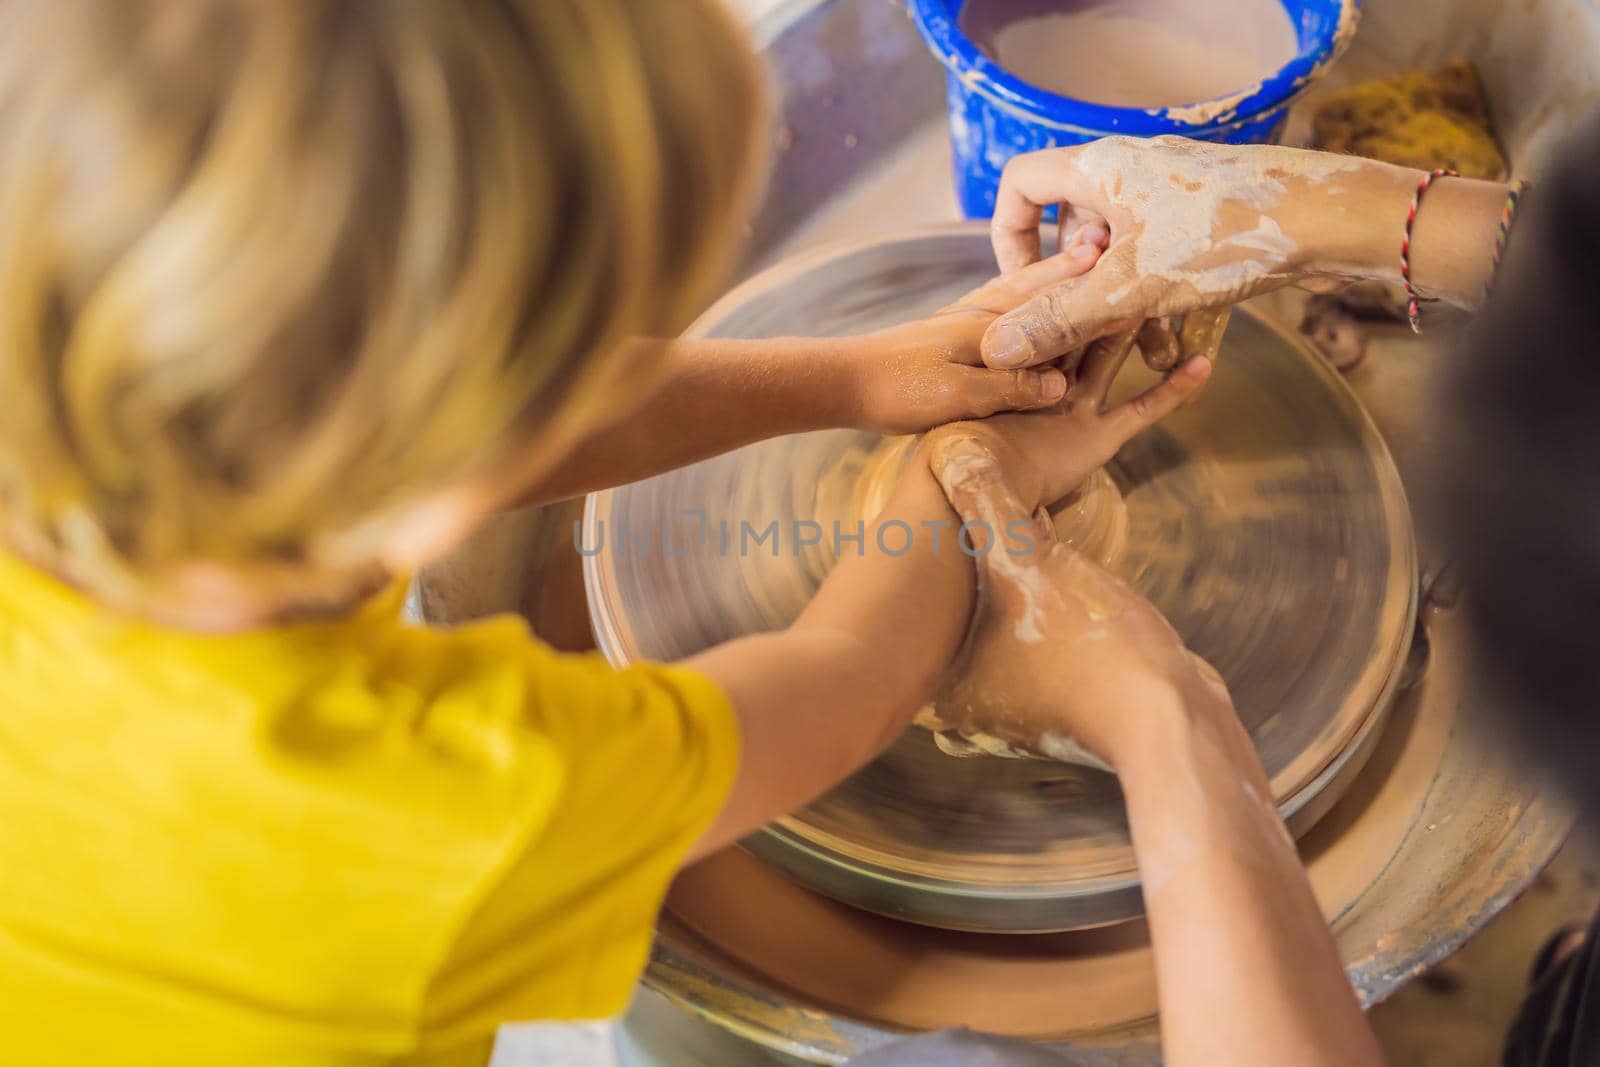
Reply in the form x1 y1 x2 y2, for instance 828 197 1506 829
910 0 1360 218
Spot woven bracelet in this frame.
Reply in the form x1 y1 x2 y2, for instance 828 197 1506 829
1401 168 1459 334
1485 179 1530 300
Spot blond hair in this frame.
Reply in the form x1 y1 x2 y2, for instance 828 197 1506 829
0 0 765 606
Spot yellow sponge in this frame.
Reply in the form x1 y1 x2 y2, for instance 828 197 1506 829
1312 59 1508 180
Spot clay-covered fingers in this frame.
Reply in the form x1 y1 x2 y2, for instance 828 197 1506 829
1137 318 1183 372
955 364 1069 416
990 146 1109 274
1075 328 1139 407
1109 356 1213 436
980 257 1147 370
1058 206 1110 267
929 435 1050 567
1136 309 1227 375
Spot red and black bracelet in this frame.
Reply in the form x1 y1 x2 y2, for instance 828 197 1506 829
1400 168 1458 334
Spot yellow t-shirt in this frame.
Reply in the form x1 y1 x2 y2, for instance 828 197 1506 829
0 550 739 1066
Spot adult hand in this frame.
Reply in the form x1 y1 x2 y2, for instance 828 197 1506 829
925 432 1230 765
982 136 1415 369
849 228 1108 434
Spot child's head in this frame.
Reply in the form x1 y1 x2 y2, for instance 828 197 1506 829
0 0 765 617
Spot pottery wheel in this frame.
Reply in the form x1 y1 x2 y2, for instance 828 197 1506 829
584 229 1416 933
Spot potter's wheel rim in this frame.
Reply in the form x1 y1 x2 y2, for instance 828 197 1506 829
737 639 1407 934
638 612 1570 1064
584 224 1417 932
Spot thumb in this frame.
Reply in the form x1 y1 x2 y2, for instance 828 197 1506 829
928 436 1046 565
956 364 1069 417
981 265 1141 370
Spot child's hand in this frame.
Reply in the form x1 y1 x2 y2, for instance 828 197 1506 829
927 434 1232 766
847 229 1109 435
920 335 1213 515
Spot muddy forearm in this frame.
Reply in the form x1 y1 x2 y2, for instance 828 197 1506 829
1113 695 1384 1067
1296 158 1511 307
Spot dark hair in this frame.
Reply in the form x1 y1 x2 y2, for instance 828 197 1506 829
1444 116 1600 812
